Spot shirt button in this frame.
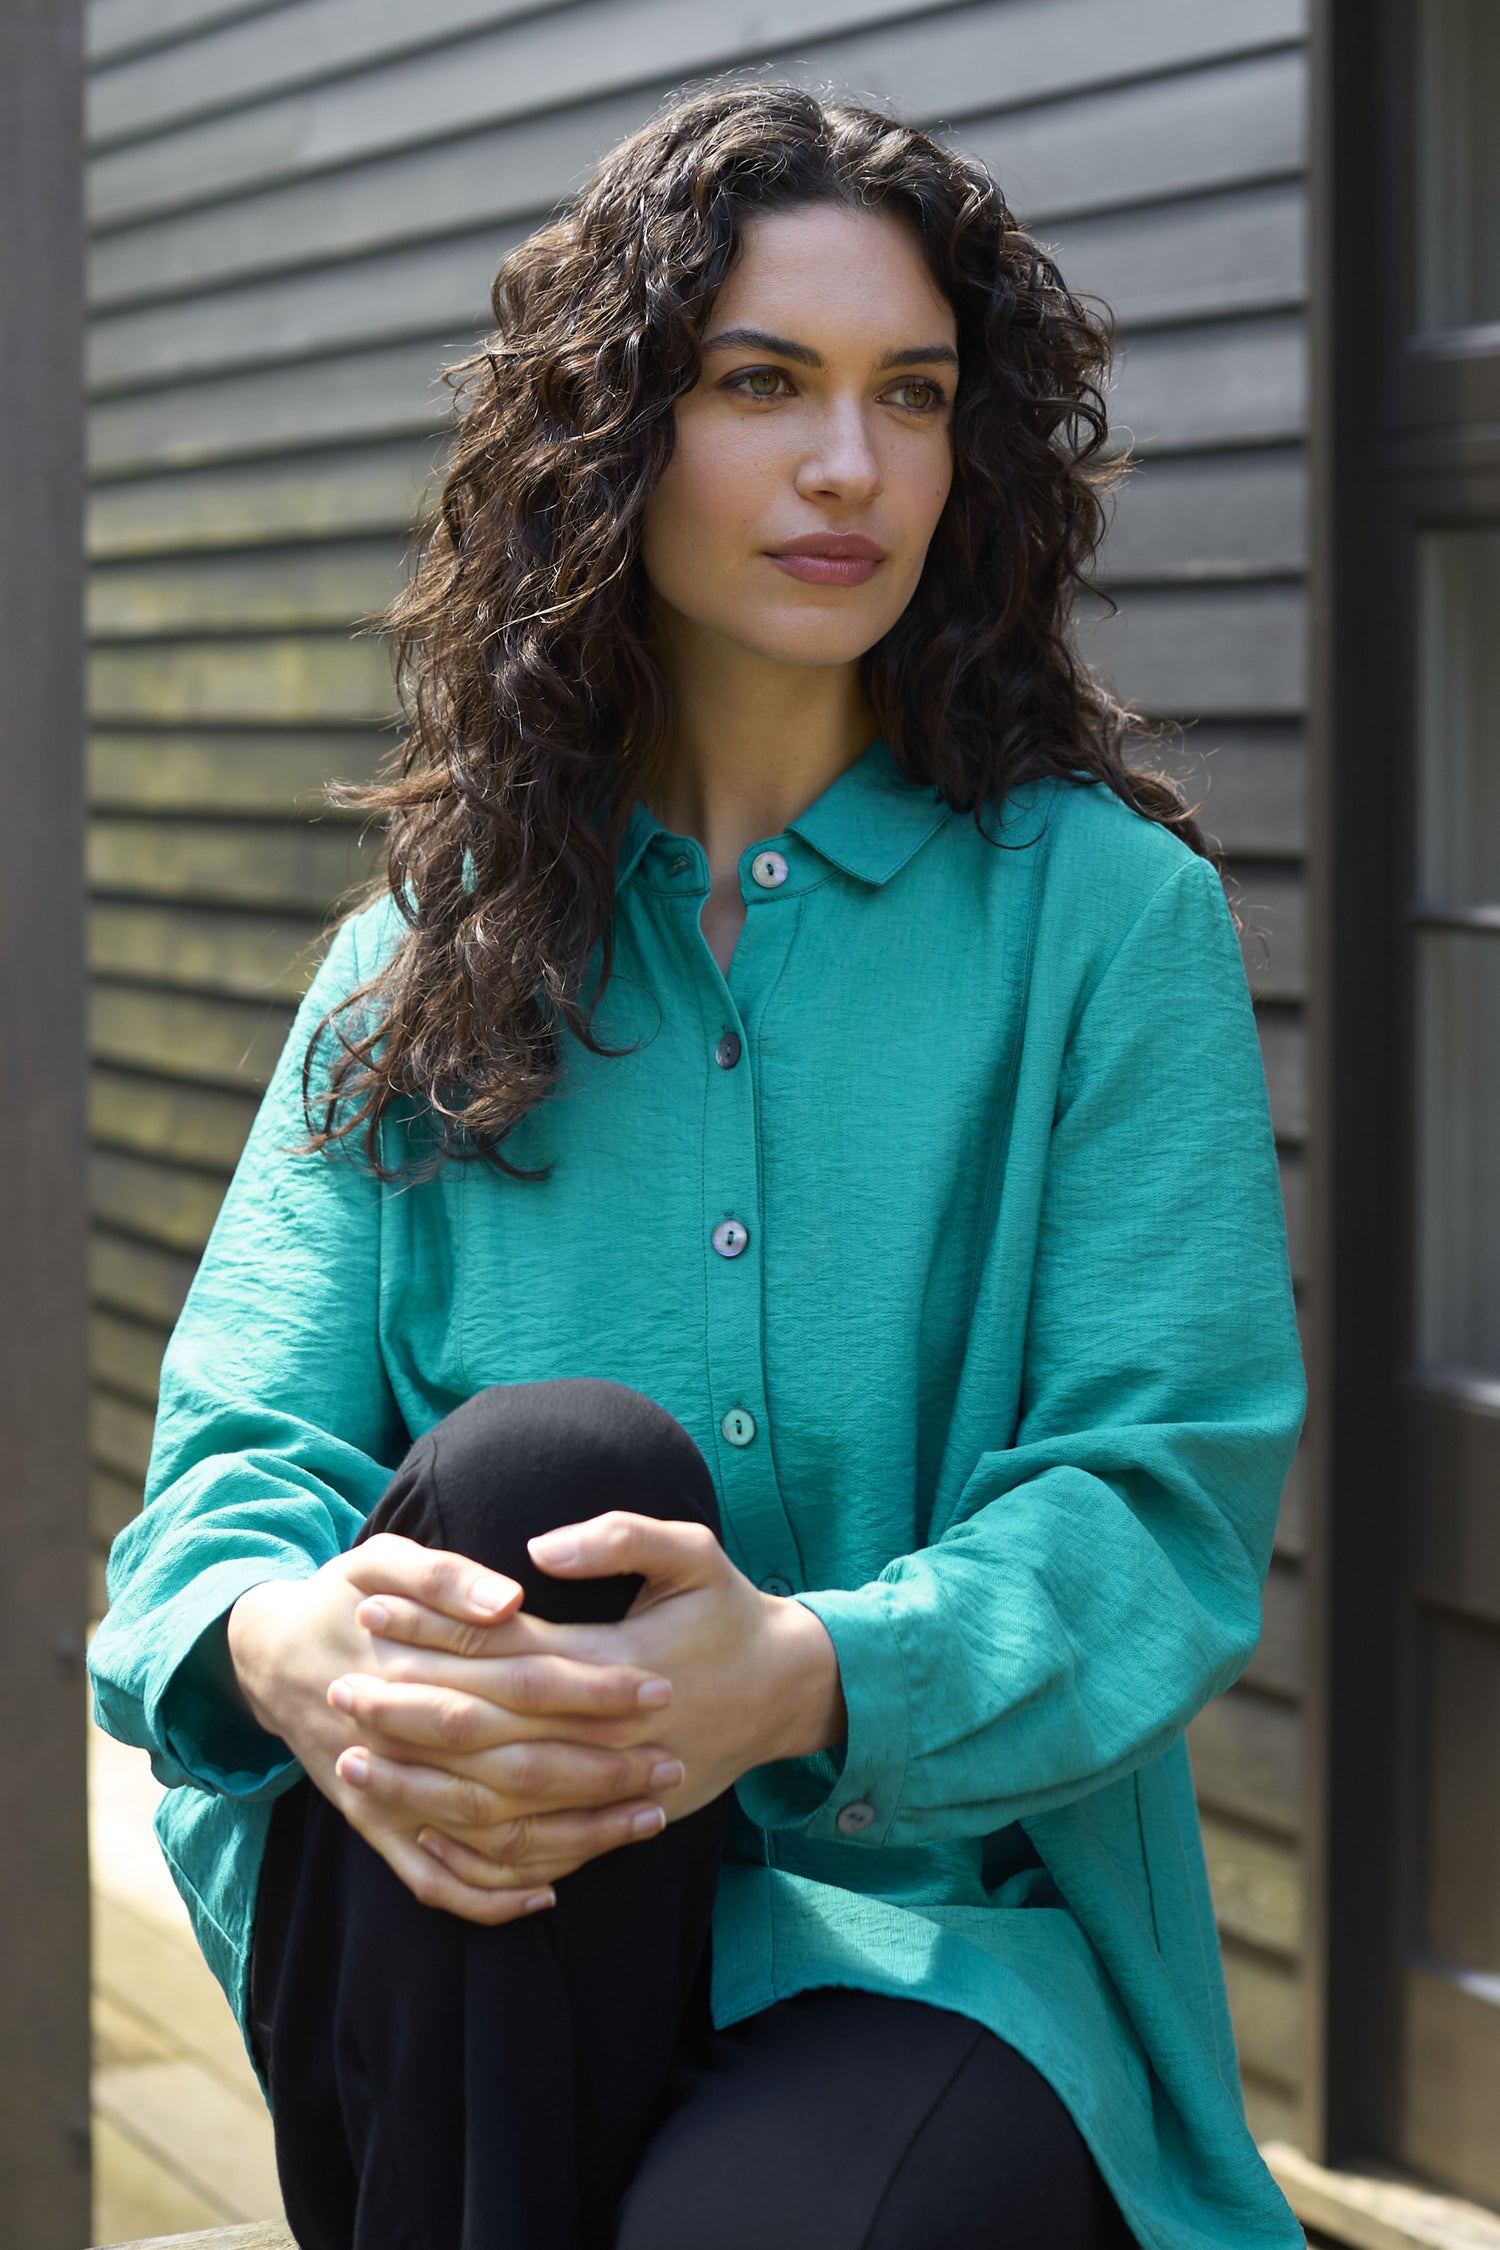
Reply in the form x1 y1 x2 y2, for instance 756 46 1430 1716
711 1217 749 1259
750 849 789 889
721 1407 757 1447
759 1573 793 1597
836 1801 877 1837
715 1031 742 1070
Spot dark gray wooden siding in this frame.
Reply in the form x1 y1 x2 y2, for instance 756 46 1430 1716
84 0 1311 2144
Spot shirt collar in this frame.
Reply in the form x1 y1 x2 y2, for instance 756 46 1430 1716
614 734 952 894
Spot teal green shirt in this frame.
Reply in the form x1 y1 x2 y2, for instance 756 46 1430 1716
89 736 1306 2249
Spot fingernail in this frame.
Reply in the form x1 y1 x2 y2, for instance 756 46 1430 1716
471 1573 517 1618
417 1829 444 1860
338 1748 369 1787
528 1533 578 1567
358 1599 390 1633
637 1678 672 1709
525 1890 556 1913
632 1805 667 1838
328 1678 354 1712
650 1760 685 1790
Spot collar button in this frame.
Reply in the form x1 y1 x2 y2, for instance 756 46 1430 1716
750 848 789 889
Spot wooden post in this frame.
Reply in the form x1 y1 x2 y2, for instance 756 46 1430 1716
0 0 92 2241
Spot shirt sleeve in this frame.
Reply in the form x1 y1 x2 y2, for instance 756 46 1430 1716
736 852 1307 1848
87 909 408 1800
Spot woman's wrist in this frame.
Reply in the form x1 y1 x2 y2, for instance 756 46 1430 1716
753 1592 847 1766
224 1577 296 1736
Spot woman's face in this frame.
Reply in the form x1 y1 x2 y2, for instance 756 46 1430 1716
640 202 958 672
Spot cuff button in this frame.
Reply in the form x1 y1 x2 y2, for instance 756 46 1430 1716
835 1800 876 1836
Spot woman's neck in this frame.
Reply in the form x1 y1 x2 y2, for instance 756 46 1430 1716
643 607 877 874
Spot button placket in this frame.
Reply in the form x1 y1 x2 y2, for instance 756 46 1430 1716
691 886 807 1590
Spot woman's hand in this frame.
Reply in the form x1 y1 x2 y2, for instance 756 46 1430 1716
225 1535 686 1924
346 1515 847 1888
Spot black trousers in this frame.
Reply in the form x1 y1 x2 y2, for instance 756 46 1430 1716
248 1379 1135 2250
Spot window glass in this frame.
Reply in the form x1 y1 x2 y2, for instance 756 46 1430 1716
1417 529 1500 909
1415 933 1500 1377
1416 0 1500 330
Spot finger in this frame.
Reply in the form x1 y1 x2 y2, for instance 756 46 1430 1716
526 1511 721 1592
329 1684 683 1798
336 1739 682 1823
345 1534 522 1627
416 1799 668 1889
352 1603 672 1715
381 1832 556 1927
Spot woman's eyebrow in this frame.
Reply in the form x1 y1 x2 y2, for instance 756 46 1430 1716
701 323 959 373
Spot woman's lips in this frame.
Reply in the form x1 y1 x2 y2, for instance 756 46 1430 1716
765 536 887 587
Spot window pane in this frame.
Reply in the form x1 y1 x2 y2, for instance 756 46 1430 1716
1418 528 1500 908
1416 0 1500 330
1416 932 1500 1378
1420 1609 1500 1979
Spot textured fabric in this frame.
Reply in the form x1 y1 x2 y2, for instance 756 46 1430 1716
88 734 1307 2250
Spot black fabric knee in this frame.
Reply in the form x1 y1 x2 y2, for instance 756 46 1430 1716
615 1986 1136 2250
357 1376 723 1619
249 1379 730 2250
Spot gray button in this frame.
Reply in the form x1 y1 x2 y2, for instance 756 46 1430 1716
835 1800 877 1837
759 1573 793 1597
721 1407 757 1448
750 849 789 889
711 1217 749 1259
715 1031 742 1070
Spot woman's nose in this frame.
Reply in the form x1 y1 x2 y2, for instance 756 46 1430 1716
793 402 885 503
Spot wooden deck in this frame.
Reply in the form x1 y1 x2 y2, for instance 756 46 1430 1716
89 1718 284 2246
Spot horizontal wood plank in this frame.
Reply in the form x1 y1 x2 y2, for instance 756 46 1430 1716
1221 1933 1301 2086
90 817 375 910
1234 864 1306 1002
1154 726 1305 857
1188 1684 1302 1833
86 0 1303 225
91 1387 157 1484
1048 180 1305 334
91 1227 198 1326
89 635 394 726
91 1306 170 1406
87 441 435 556
87 0 286 66
91 901 326 1002
1077 582 1307 719
91 982 295 1090
1110 312 1308 454
1201 1810 1304 1954
1258 1008 1307 1144
92 1147 229 1256
89 337 459 474
91 1462 147 1552
89 730 380 816
969 47 1305 227
89 540 402 633
1099 446 1307 584
92 1068 260 1172
1245 1551 1306 1696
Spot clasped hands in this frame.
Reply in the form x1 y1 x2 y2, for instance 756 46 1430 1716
226 1516 845 1926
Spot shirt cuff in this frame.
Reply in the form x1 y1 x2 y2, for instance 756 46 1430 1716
732 1582 911 1846
138 1557 317 1799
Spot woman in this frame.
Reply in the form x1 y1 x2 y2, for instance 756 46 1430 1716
89 83 1306 2250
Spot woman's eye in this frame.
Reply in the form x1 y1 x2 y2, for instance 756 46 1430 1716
728 366 793 401
887 379 945 413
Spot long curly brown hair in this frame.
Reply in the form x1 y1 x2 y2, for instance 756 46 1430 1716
308 81 1205 1175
